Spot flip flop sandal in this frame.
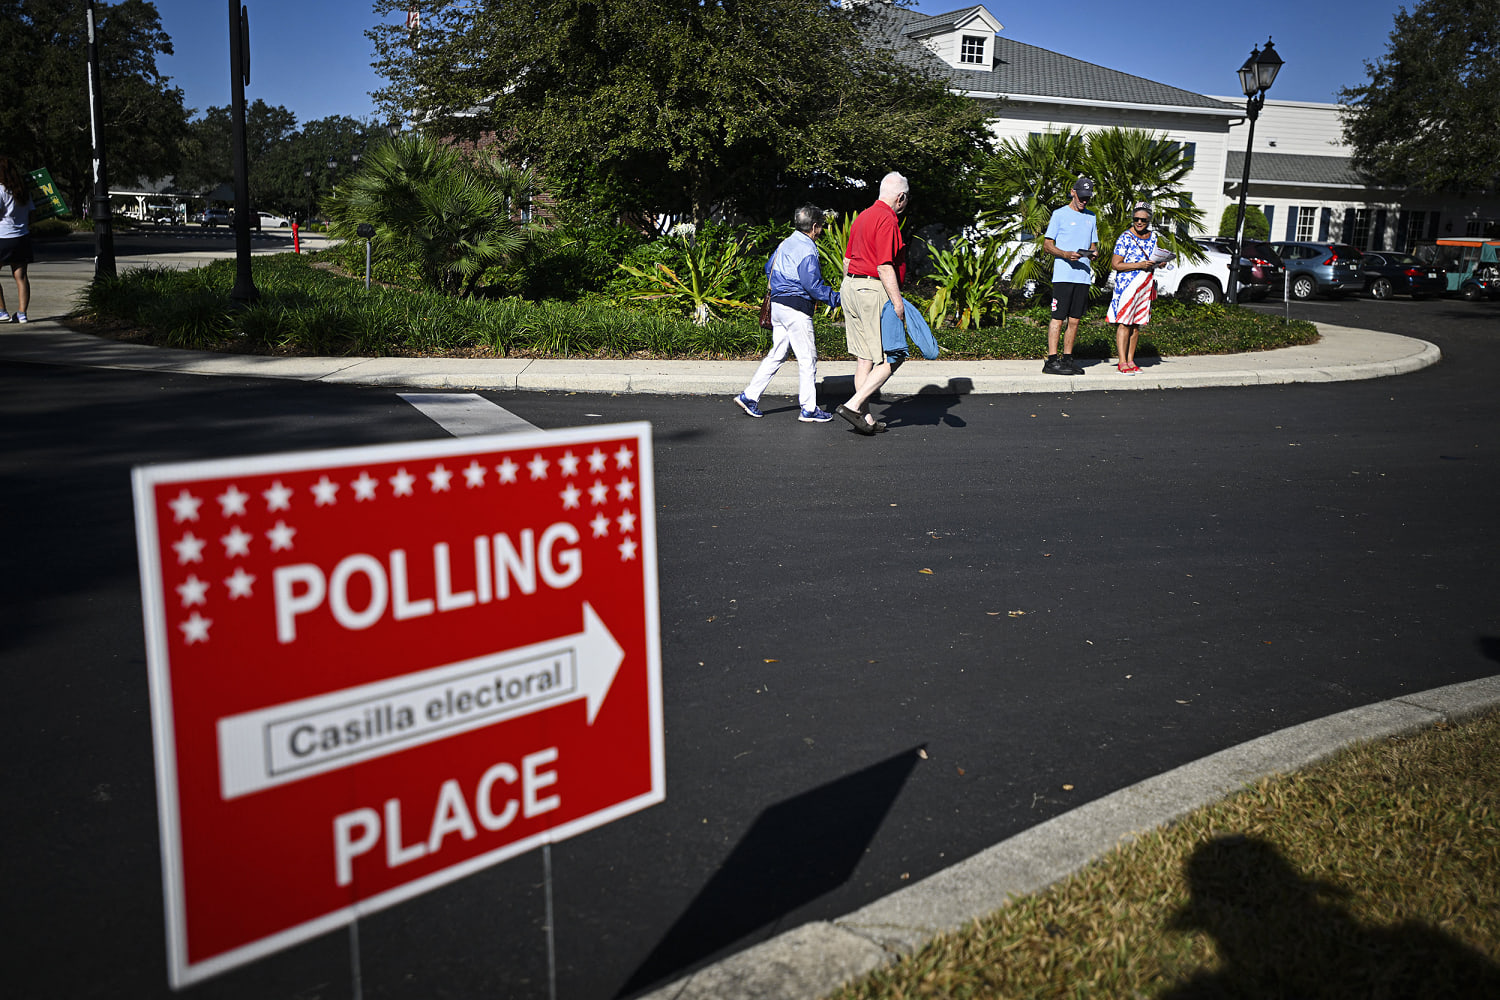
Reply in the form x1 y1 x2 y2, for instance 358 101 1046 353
836 404 877 436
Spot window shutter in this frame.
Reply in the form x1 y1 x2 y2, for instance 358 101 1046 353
1285 206 1299 241
1319 208 1332 241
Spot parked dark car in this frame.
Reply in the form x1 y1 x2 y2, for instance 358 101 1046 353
1357 251 1447 299
1269 241 1365 299
1197 238 1284 299
196 207 232 227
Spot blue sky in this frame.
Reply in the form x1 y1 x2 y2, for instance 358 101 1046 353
147 0 1408 127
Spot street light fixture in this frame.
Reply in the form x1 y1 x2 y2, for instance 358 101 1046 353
1226 37 1283 305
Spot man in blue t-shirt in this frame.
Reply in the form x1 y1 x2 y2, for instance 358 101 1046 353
1041 176 1099 375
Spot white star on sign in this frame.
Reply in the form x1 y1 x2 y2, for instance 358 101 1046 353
179 612 212 645
560 485 582 510
618 537 638 561
590 513 610 538
528 454 550 480
588 448 608 473
221 526 252 558
616 478 636 501
496 457 519 483
266 520 296 552
224 567 256 599
617 510 637 534
263 481 293 512
428 464 453 491
311 476 339 506
352 472 378 501
172 532 206 565
390 468 415 497
589 480 609 505
169 490 203 523
559 451 581 476
464 460 486 488
614 446 635 469
176 574 209 607
217 485 249 517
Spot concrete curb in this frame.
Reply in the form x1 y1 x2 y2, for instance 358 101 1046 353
0 322 1441 396
636 673 1500 1000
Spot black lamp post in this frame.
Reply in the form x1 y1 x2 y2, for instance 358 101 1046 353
1226 37 1283 305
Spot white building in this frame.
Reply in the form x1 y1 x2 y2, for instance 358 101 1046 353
874 4 1500 250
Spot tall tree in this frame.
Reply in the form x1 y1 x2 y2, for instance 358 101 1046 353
368 0 991 227
0 0 188 214
1339 0 1500 195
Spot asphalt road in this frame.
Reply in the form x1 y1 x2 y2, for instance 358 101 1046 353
4 278 1498 999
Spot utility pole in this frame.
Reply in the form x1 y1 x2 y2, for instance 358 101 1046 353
85 1 116 280
228 0 258 304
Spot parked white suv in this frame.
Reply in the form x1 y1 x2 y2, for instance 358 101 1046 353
1001 237 1274 304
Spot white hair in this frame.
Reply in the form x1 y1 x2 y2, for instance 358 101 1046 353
878 172 909 202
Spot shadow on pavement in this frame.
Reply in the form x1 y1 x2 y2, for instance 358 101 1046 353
619 746 923 996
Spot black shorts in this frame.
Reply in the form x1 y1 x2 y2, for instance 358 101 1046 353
0 234 33 266
1051 281 1090 320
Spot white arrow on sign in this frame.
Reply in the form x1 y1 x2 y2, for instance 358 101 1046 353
217 602 623 800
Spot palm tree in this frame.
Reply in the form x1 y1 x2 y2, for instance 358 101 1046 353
328 133 543 297
977 127 1203 288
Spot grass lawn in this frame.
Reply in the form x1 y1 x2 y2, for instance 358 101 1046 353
73 253 1319 362
827 710 1500 999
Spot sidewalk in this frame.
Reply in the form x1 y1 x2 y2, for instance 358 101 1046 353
1 244 1441 394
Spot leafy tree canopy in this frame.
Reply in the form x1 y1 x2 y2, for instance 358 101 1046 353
0 0 188 215
1338 0 1500 195
369 0 992 228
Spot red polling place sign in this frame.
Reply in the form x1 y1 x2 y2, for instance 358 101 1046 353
132 423 663 988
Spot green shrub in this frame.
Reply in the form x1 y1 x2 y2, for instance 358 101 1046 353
1219 204 1270 241
73 253 1316 360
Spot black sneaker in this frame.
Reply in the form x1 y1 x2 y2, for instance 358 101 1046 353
1042 355 1076 375
1060 354 1085 374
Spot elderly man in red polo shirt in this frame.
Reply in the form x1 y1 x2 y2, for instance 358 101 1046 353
835 172 909 436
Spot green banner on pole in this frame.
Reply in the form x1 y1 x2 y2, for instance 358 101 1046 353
27 167 71 222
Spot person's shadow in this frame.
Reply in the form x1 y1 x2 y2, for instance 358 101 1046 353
1159 835 1500 998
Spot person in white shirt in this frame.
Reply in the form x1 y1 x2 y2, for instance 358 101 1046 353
0 155 34 324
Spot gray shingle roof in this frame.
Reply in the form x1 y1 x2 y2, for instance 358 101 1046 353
862 5 1238 112
1225 151 1366 186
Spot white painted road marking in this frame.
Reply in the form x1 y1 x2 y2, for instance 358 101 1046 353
400 393 537 435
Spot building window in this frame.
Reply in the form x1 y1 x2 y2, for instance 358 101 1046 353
1349 208 1372 248
1465 218 1494 237
1296 207 1316 242
960 35 986 64
1172 141 1197 165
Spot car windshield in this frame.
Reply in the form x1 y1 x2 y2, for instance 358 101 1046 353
1330 244 1363 257
1388 254 1425 266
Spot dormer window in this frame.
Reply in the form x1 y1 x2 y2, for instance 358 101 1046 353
960 35 986 65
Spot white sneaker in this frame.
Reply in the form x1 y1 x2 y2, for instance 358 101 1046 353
14 313 26 324
0 312 9 323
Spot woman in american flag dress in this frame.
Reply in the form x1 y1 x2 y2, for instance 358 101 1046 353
1107 206 1161 373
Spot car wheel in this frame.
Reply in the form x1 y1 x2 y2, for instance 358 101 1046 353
1182 278 1222 305
1369 278 1392 300
1461 283 1482 301
1290 274 1317 300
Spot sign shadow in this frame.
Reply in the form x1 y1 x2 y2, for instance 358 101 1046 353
618 746 923 996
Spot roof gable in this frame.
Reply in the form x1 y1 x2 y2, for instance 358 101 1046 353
861 3 1238 114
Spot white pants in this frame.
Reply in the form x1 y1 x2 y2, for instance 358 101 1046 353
744 302 819 412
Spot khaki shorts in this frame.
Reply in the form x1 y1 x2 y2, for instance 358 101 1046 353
841 276 888 362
